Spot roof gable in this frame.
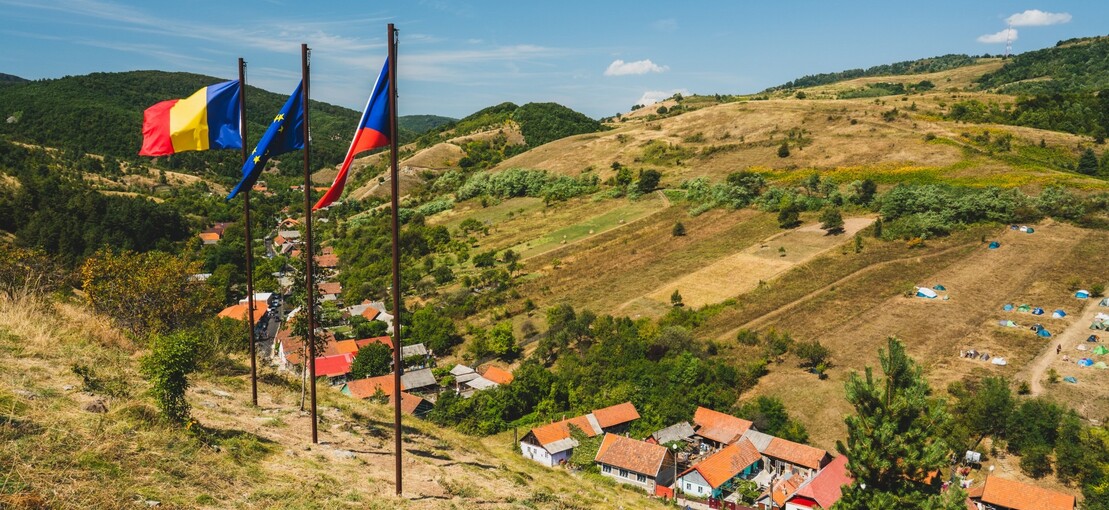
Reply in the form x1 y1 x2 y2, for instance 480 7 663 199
481 366 514 385
593 402 640 429
791 455 852 508
682 437 762 488
763 437 830 470
595 434 668 477
693 406 753 444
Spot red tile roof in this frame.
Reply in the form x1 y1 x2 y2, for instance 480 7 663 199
355 336 393 350
763 437 831 470
313 353 354 378
482 366 514 385
530 415 600 447
345 375 402 399
361 307 380 321
790 455 852 508
978 476 1075 510
693 406 753 445
772 474 805 506
390 391 429 415
680 437 762 489
317 281 342 295
595 433 669 477
217 301 268 324
316 253 340 268
593 402 640 429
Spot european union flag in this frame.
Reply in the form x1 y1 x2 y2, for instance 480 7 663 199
227 81 306 200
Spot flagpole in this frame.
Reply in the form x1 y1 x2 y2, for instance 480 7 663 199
387 22 403 497
301 43 318 444
239 57 259 407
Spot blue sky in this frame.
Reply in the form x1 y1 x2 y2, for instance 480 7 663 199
0 1 1104 119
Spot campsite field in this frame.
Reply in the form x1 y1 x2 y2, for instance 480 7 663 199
708 222 1109 449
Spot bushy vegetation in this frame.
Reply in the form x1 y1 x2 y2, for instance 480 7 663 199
765 54 977 91
836 80 935 99
977 36 1109 94
455 167 599 203
946 93 1109 140
416 101 602 150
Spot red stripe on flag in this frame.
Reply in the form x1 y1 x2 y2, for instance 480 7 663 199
313 128 388 210
139 99 178 156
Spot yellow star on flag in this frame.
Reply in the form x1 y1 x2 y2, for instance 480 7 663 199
253 156 261 164
274 113 285 122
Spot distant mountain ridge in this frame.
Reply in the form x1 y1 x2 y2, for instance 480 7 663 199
764 54 980 92
0 73 28 85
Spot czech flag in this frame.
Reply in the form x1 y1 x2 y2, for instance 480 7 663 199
313 59 391 210
227 81 305 200
140 80 241 156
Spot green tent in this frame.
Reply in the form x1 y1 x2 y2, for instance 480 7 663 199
1094 345 1109 356
1017 304 1032 313
1094 361 1108 370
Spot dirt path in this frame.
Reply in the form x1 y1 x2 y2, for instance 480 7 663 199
1026 298 1101 396
716 240 978 341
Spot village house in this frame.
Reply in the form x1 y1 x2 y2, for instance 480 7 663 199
399 367 438 395
342 374 400 400
313 352 355 385
783 455 852 510
647 421 696 446
692 406 754 451
317 281 342 302
762 436 832 478
968 476 1075 510
217 300 269 325
594 433 676 495
519 402 640 467
400 343 431 368
481 366 514 386
198 222 232 245
676 437 763 500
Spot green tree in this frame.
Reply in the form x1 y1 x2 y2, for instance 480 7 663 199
736 396 809 443
409 306 462 354
637 169 662 194
778 201 801 229
873 217 884 238
142 329 202 424
672 221 686 236
950 377 1013 452
486 321 521 360
349 343 392 379
794 339 831 371
1101 150 1109 176
777 142 790 158
1054 411 1086 483
670 289 683 307
1078 148 1099 175
835 338 965 509
820 208 845 234
472 250 496 268
568 423 604 470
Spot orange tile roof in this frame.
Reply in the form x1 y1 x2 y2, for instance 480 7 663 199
198 232 221 242
593 402 640 429
317 281 342 295
332 339 360 355
361 307 380 321
979 476 1075 510
681 437 762 489
217 301 268 324
772 474 805 506
530 415 600 447
481 366 514 385
345 375 402 399
595 434 669 477
763 437 830 470
390 391 429 415
693 407 753 444
316 253 340 268
355 336 393 350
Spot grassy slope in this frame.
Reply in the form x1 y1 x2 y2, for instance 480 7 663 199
0 296 664 509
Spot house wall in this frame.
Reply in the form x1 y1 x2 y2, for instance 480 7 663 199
678 470 713 498
519 442 570 467
599 463 656 493
768 457 815 478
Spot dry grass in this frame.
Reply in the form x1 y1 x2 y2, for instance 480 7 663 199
0 296 666 509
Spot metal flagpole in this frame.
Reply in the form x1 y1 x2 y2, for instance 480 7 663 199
239 57 259 407
387 23 403 496
300 43 318 444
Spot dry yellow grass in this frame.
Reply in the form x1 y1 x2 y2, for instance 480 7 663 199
0 295 666 509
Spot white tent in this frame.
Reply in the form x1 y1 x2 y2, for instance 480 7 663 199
916 287 938 299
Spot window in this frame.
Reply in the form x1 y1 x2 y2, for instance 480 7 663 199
619 469 629 478
686 483 693 491
636 474 647 483
602 465 611 474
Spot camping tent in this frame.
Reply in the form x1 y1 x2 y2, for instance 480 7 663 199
1026 227 1035 234
991 357 1007 366
1095 362 1108 370
933 284 947 291
1078 358 1094 367
1078 344 1088 351
1064 376 1078 383
1101 297 1109 307
1017 304 1032 313
1077 290 1091 299
1094 345 1109 356
916 287 938 299
1090 335 1101 342
998 320 1018 328
988 241 1000 249
1032 307 1045 316
1002 303 1014 311
1018 226 1029 232
1052 309 1067 319
1037 328 1052 338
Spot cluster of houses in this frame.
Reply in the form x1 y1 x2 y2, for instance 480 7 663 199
520 403 1075 510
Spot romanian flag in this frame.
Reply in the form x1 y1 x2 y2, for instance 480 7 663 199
139 80 242 156
313 59 391 210
227 82 305 200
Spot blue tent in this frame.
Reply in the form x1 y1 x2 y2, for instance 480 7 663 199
1002 304 1014 311
1078 358 1094 367
1077 290 1091 299
933 284 947 291
1037 328 1052 338
988 241 1000 249
1064 376 1078 383
1052 309 1067 319
1032 307 1045 315
916 288 938 299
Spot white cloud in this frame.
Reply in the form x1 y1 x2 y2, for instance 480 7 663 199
636 89 689 106
604 59 668 76
1006 9 1071 27
977 28 1017 44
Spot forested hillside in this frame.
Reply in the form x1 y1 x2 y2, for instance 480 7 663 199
977 35 1109 94
765 54 980 91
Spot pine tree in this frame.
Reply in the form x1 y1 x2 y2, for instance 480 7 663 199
672 221 686 236
1078 148 1099 175
778 142 791 158
835 337 967 509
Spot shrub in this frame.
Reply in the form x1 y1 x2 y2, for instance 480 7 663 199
672 222 686 236
142 330 202 424
777 142 790 158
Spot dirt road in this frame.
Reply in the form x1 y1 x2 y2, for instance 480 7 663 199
1026 298 1102 396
